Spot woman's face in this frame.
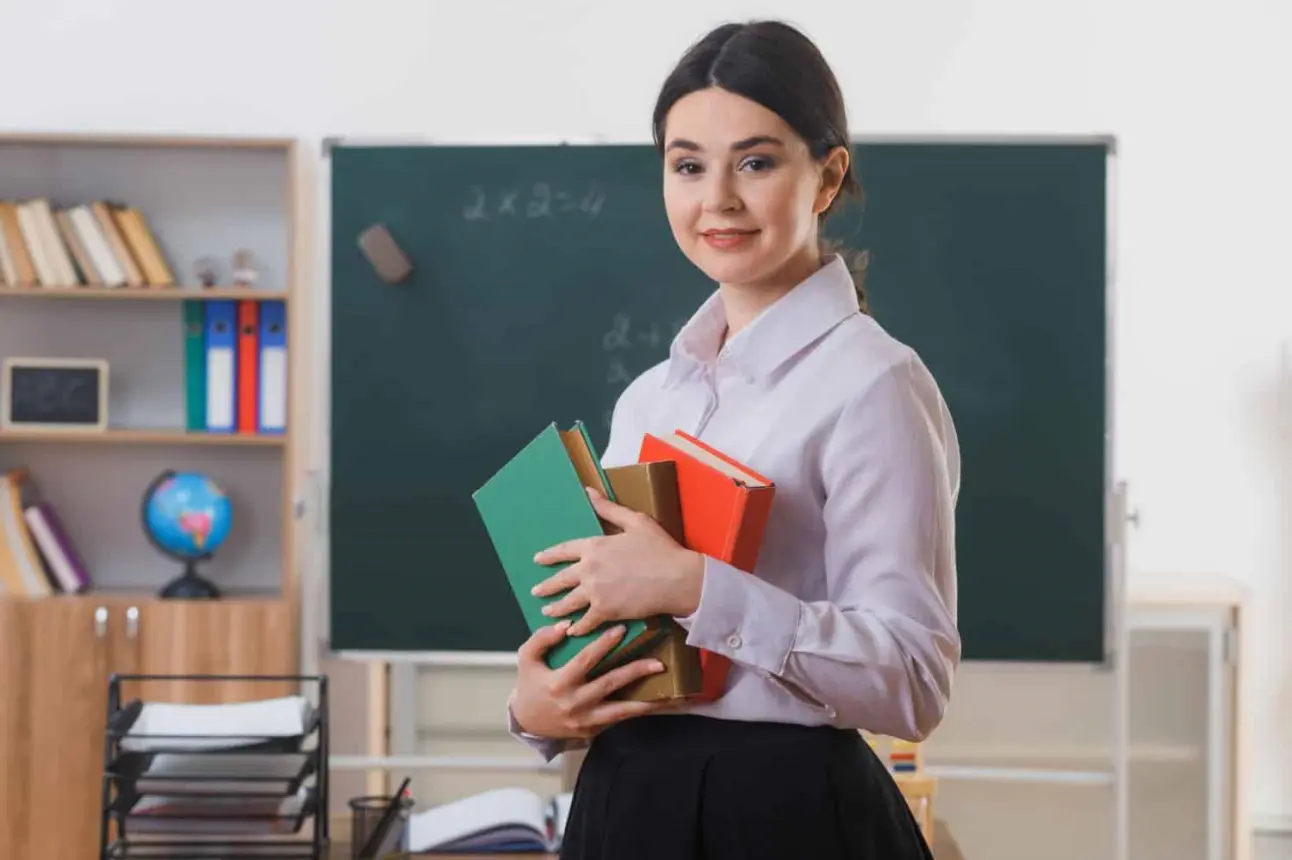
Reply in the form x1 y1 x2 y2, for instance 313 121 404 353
661 86 846 290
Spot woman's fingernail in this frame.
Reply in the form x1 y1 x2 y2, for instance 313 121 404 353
541 605 553 616
586 487 601 499
605 625 625 638
650 660 665 671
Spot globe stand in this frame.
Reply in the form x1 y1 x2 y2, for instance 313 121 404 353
159 558 221 600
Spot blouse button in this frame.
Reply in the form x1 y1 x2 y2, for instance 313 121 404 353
726 634 742 649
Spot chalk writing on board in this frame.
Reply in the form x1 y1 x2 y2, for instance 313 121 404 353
463 183 606 221
601 313 683 353
606 358 633 385
599 313 689 430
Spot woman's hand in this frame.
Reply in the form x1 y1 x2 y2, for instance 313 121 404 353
510 620 674 739
532 488 705 637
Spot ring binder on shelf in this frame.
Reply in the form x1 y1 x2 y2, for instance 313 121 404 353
99 674 329 860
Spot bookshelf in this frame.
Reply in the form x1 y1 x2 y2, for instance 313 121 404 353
0 132 307 860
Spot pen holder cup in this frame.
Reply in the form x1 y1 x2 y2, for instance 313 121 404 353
349 793 414 859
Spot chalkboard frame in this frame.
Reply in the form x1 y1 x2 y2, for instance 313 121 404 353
322 133 1120 669
1 356 109 433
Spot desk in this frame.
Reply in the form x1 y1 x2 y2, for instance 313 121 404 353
1128 579 1248 860
329 844 554 860
895 772 937 840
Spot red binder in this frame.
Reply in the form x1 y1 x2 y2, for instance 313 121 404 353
236 300 260 433
638 430 776 702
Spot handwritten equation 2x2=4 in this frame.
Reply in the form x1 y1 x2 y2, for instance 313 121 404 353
463 183 606 221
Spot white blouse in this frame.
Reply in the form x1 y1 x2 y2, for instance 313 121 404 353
511 255 961 760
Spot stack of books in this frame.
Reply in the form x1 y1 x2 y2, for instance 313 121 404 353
473 422 775 703
0 198 175 289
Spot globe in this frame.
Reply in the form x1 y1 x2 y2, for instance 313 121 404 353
141 470 233 599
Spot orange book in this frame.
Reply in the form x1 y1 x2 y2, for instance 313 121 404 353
236 300 260 433
637 430 776 701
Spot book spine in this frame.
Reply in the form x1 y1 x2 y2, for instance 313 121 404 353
729 488 775 574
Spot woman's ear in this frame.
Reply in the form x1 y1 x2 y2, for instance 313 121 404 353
814 145 851 215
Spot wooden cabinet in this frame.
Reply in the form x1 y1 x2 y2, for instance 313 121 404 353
130 598 299 704
0 595 297 860
0 598 30 860
25 598 117 860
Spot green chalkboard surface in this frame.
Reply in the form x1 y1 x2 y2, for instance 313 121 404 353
328 138 1110 663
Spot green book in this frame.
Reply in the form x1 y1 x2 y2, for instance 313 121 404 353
473 421 662 675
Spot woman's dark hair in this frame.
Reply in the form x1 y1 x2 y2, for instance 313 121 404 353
651 20 871 312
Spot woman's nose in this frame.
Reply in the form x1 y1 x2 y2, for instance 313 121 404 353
702 173 743 213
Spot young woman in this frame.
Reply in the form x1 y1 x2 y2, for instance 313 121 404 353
506 19 960 860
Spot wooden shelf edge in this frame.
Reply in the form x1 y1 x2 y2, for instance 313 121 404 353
0 592 287 604
0 285 288 301
0 429 286 446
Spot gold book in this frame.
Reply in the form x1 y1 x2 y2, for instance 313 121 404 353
603 461 704 702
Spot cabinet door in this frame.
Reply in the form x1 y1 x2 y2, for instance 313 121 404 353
23 598 113 860
136 599 297 704
0 599 30 859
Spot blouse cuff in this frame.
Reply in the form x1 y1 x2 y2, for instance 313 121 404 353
677 555 801 676
506 702 578 763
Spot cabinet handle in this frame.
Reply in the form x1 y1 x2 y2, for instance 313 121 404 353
94 606 108 639
126 606 139 640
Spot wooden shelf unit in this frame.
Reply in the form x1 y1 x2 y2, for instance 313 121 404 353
0 131 308 860
0 284 290 301
0 428 288 446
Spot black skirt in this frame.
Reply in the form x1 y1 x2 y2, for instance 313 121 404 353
559 714 933 860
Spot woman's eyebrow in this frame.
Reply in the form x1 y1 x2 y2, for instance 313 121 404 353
665 135 784 153
731 135 784 151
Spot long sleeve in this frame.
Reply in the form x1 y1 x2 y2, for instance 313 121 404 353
674 354 961 741
506 699 587 762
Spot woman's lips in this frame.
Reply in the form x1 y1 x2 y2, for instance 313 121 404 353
701 229 758 250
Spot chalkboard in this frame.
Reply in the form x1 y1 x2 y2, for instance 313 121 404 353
3 360 106 429
328 138 1110 664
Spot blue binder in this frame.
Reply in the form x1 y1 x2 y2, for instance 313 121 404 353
257 300 287 433
203 300 238 432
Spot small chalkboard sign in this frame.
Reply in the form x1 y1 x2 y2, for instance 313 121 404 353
1 358 108 432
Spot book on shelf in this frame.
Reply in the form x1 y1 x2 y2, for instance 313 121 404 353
399 787 572 855
0 467 90 597
0 198 174 289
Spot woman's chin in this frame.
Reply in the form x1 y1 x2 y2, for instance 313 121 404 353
687 247 776 288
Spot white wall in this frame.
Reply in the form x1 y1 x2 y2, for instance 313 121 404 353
4 0 1291 831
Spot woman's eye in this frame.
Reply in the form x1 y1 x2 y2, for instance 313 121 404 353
673 160 702 175
740 155 775 172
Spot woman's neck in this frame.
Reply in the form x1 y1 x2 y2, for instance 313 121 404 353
718 246 823 347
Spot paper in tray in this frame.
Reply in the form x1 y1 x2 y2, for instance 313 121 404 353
110 750 315 799
108 695 320 754
100 675 330 860
115 785 318 838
